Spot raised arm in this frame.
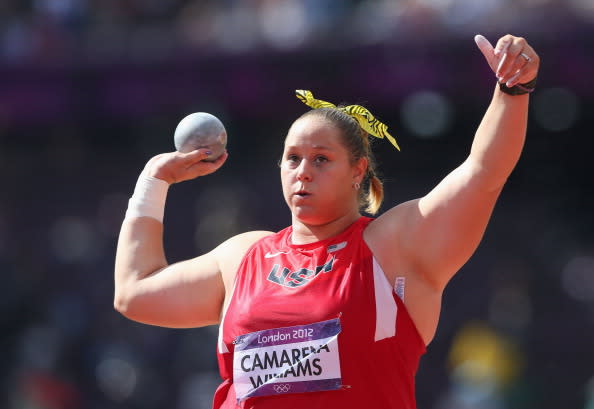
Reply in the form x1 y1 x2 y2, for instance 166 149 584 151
114 149 270 328
369 35 539 291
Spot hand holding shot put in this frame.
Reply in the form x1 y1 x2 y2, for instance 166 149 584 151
115 34 540 409
141 112 228 185
143 147 228 185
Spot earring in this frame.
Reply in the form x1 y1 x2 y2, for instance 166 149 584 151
353 182 361 190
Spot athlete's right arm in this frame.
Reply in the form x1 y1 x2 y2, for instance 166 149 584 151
113 149 270 328
114 219 269 328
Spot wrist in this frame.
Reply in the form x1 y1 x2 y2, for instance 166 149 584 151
125 172 170 222
498 77 537 96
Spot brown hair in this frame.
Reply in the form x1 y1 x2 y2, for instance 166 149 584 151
297 107 384 214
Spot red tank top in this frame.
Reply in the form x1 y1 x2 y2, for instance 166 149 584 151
214 217 425 408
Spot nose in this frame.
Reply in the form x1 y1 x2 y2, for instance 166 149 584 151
296 159 312 182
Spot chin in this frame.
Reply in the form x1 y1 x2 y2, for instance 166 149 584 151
291 207 318 224
291 207 335 227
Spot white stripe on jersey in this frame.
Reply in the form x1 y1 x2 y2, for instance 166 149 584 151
372 257 398 341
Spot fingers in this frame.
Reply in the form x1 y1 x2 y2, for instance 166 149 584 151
476 34 540 89
474 34 497 72
177 147 215 162
145 148 228 183
185 150 228 178
492 35 539 87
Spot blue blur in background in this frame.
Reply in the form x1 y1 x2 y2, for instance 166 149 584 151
1 1 593 409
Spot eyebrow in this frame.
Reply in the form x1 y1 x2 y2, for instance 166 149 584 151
284 144 333 151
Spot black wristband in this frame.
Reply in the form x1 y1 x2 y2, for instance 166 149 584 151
499 77 537 96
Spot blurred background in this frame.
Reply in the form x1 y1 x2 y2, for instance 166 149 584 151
1 0 593 408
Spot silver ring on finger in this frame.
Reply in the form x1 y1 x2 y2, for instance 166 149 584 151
520 52 531 62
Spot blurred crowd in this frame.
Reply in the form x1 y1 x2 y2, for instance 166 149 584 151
2 0 594 64
1 1 594 409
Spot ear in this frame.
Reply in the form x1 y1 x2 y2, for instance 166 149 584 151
353 157 368 183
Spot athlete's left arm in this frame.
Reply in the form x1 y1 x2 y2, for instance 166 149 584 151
371 34 540 291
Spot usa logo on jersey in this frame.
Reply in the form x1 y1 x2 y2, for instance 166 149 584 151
267 256 335 288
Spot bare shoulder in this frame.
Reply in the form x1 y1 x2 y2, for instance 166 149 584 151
211 230 274 289
364 199 421 262
368 199 420 233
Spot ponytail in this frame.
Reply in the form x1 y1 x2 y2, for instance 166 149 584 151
364 170 384 215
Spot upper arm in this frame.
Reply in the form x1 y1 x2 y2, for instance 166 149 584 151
116 252 224 328
115 230 273 328
369 159 502 290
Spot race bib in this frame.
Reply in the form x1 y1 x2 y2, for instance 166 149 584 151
232 318 342 401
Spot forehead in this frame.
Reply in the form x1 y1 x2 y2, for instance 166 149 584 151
284 115 343 149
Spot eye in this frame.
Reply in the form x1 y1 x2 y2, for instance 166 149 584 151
314 155 328 164
284 154 300 167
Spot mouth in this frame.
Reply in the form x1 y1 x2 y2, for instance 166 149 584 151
294 189 311 198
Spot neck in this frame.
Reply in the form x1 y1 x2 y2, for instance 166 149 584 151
290 210 361 245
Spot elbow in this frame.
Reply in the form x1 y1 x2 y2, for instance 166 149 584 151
113 291 129 316
113 282 135 317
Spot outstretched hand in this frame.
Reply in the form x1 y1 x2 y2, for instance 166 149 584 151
143 149 228 184
474 34 540 88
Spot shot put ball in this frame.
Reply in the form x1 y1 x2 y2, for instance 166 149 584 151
174 112 227 161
